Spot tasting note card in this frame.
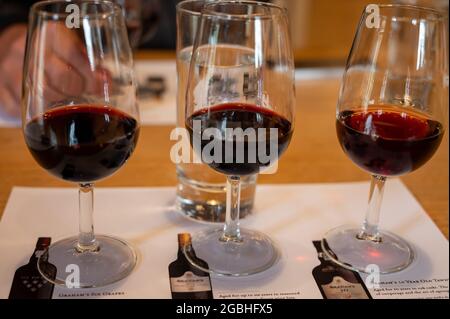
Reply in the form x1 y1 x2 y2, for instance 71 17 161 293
0 180 448 299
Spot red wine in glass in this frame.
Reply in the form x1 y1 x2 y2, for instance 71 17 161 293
322 5 448 275
336 105 444 176
186 103 293 176
24 104 139 182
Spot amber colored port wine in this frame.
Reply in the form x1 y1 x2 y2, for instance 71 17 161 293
336 106 444 176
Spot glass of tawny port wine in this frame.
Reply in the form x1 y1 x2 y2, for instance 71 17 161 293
184 1 295 276
323 4 448 274
22 1 140 288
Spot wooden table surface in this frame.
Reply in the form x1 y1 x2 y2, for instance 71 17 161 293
0 73 448 238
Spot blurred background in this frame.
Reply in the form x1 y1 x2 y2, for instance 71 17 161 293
0 0 448 124
278 0 449 66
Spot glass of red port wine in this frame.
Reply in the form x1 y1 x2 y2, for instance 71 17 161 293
184 1 295 276
323 5 448 274
22 1 140 288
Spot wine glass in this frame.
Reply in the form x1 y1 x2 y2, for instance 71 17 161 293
22 0 140 288
185 1 295 276
322 4 448 274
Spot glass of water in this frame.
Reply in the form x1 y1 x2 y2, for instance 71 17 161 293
175 0 257 222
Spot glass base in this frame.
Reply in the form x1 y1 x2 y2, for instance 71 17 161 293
176 196 254 223
38 235 137 288
322 225 414 274
176 166 256 223
184 228 280 277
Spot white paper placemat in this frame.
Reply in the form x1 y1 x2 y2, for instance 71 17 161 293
0 180 448 299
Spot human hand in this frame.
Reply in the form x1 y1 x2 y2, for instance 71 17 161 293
0 24 27 119
25 21 112 105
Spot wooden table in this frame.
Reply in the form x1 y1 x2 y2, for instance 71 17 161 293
0 75 448 238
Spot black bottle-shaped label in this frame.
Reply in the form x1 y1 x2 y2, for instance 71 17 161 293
9 237 57 299
312 240 372 299
168 233 213 299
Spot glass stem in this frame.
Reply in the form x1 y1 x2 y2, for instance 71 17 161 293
358 175 386 242
77 183 99 252
221 175 243 242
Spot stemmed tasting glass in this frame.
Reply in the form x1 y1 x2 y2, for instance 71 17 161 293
22 0 140 287
185 1 295 276
323 4 448 274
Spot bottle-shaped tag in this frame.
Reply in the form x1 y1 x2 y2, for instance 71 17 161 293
312 240 372 299
168 233 213 299
9 237 57 299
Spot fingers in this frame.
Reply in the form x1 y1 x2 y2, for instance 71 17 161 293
0 84 21 118
29 21 114 101
1 55 22 107
44 48 85 96
0 24 27 119
45 22 113 96
0 24 27 62
0 21 114 119
5 40 26 103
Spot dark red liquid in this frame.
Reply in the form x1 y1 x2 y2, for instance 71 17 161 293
186 103 293 176
24 105 139 182
336 106 444 176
